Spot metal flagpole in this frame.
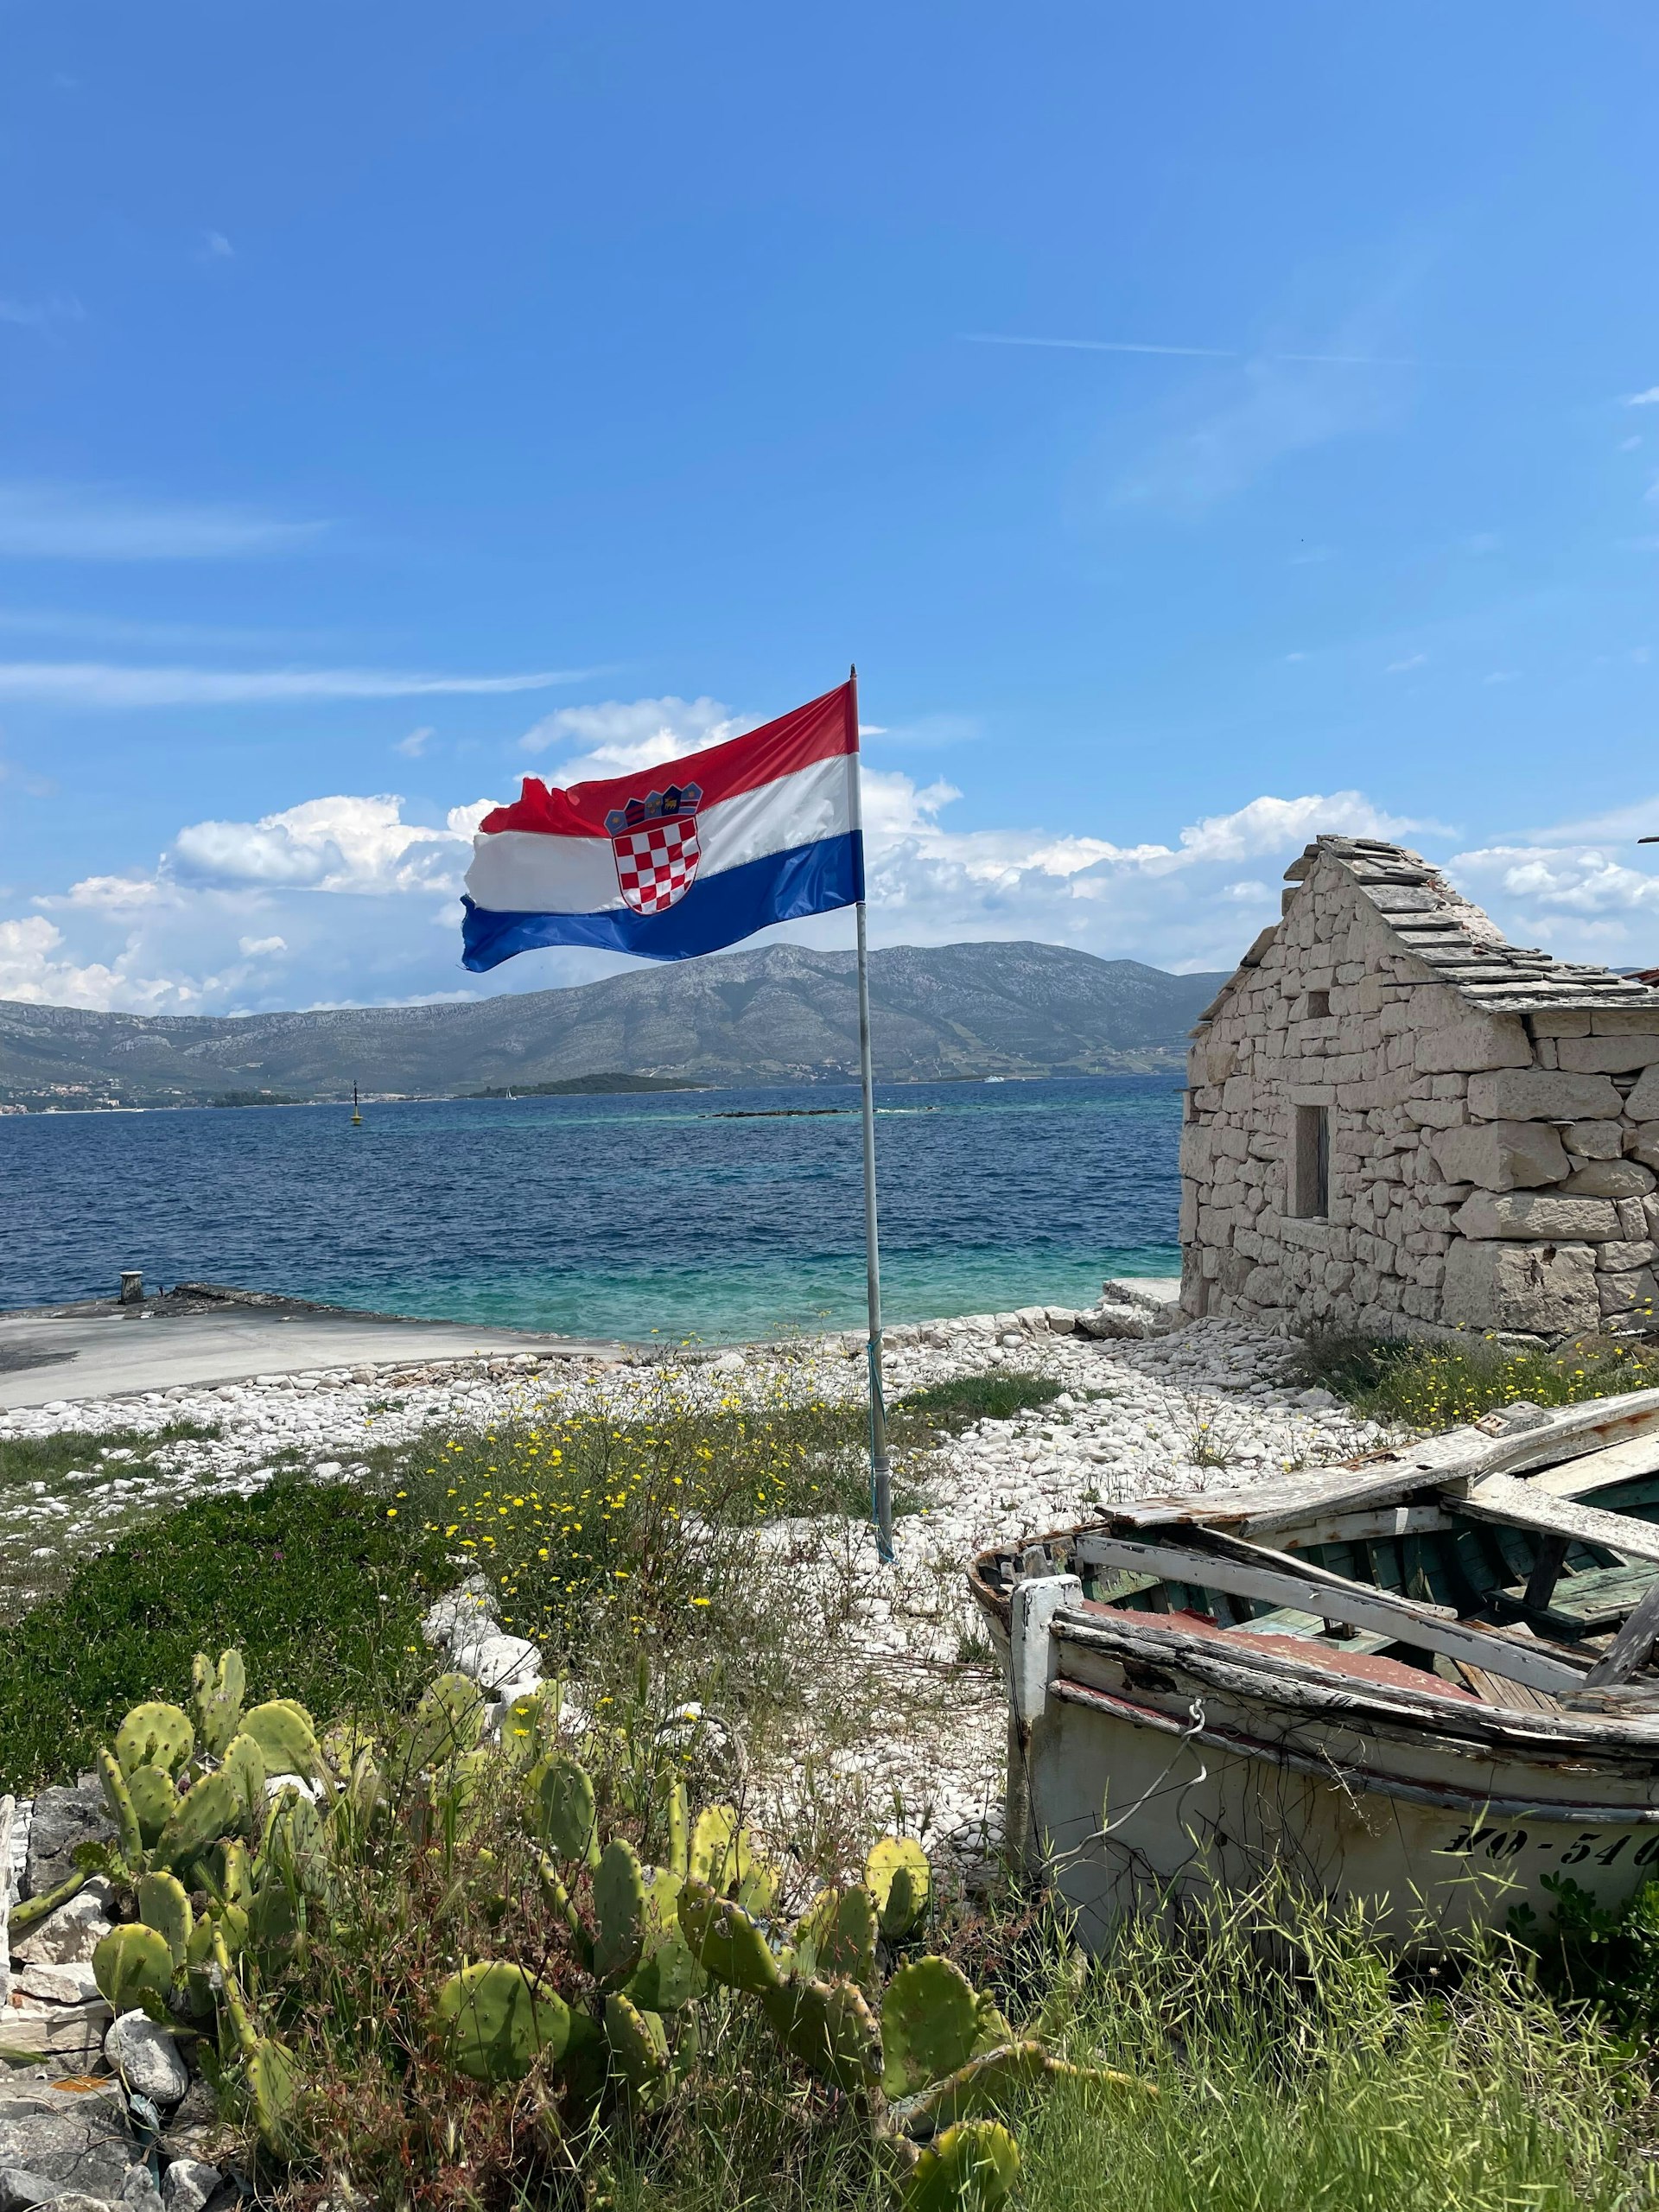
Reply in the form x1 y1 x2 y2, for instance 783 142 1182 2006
849 664 893 1562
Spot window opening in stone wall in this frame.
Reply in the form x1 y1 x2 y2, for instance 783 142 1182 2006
1306 988 1331 1018
1293 1103 1331 1218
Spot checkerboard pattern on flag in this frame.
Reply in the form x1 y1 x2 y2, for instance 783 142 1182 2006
461 681 862 968
613 815 701 915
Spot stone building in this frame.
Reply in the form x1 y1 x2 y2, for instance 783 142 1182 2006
1179 835 1659 1340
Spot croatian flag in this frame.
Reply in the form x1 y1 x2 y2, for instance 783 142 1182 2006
461 681 863 970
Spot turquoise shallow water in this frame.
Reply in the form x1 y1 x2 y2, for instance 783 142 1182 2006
0 1077 1184 1342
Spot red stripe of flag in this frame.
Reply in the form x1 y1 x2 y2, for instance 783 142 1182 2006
480 680 858 839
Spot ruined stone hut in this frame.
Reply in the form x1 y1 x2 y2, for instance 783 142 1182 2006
1179 836 1659 1341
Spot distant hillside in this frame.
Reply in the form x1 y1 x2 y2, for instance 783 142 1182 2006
0 941 1224 1109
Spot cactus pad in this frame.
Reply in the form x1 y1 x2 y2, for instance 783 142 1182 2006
435 1961 571 2083
899 2120 1020 2212
137 1871 194 1967
153 1770 240 1872
402 1671 486 1772
602 1992 671 2092
96 1748 143 1863
593 1836 648 1984
626 1866 706 2013
247 2037 302 2152
792 1885 877 1987
93 1923 175 2020
688 1804 741 1888
126 1763 180 1847
191 1649 246 1758
881 1957 980 2099
762 1975 882 2095
220 1733 268 1822
240 1698 321 1778
524 1752 597 1862
867 1836 931 1941
677 1876 781 1993
115 1701 195 1779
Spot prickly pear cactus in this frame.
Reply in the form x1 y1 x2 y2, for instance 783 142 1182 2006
881 1957 980 2100
601 1991 671 2094
115 1700 195 1778
899 2120 1020 2212
525 1751 597 1863
399 1671 486 1774
96 1748 143 1864
761 1975 883 2096
137 1871 194 1968
677 1878 780 1994
219 1732 267 1822
152 1770 240 1872
867 1836 931 1942
92 1922 175 2020
126 1764 180 1848
239 1698 321 1779
625 1867 706 2013
191 1649 246 1758
593 1836 648 1985
435 1961 571 2084
247 2038 302 2152
793 1884 878 1987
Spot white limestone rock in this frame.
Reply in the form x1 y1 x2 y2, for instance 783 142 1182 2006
12 1878 116 1967
452 1633 543 1694
1452 1191 1622 1242
105 2013 189 2107
1429 1120 1570 1192
420 1576 498 1650
161 2160 223 2212
1465 1068 1624 1122
15 1962 101 2005
1560 1159 1657 1199
1442 1237 1600 1334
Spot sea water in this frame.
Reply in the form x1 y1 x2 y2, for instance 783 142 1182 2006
0 1077 1182 1342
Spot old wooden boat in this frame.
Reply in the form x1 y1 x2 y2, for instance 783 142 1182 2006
969 1388 1659 1948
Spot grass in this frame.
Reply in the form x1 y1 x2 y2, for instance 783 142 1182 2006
597 1885 1652 2212
0 1476 451 1795
893 1371 1064 1432
1298 1331 1659 1432
0 1418 222 1494
0 1420 228 1615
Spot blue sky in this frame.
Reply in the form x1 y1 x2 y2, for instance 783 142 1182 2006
2 0 1658 1013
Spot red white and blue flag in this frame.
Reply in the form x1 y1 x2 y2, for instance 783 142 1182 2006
461 681 863 970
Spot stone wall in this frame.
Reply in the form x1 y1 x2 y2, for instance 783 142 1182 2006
1179 850 1659 1339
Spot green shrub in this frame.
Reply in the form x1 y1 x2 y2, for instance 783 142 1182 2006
1297 1331 1659 1431
893 1372 1064 1432
0 1478 450 1795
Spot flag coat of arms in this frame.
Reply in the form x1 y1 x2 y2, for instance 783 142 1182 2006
461 681 863 969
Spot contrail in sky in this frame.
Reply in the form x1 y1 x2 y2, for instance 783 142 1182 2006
959 333 1420 366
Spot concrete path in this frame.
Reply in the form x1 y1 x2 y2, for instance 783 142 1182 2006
0 1290 619 1410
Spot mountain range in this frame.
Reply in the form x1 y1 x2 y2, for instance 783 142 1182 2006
0 941 1225 1109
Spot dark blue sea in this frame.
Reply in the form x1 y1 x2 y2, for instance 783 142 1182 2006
0 1078 1183 1342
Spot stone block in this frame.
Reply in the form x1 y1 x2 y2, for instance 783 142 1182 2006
1619 1197 1650 1240
1560 1159 1656 1198
12 1878 116 1967
0 1999 114 2063
1404 1099 1466 1128
1558 1034 1659 1073
1628 1066 1659 1122
1596 1242 1658 1274
1466 1069 1624 1121
1430 1121 1571 1192
1413 1013 1532 1074
1631 1125 1659 1173
1451 1191 1622 1241
1565 1120 1625 1160
1599 1269 1658 1319
1442 1238 1600 1334
23 1784 112 1900
105 2012 189 2107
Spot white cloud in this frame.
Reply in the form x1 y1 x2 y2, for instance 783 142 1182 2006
0 482 327 560
0 662 577 706
1625 387 1659 406
393 725 435 758
238 934 286 956
200 232 234 261
1385 652 1427 674
520 696 751 774
168 795 468 895
0 916 198 1010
